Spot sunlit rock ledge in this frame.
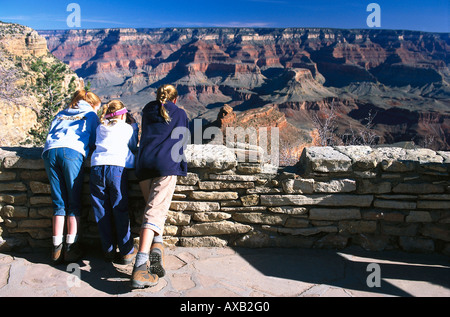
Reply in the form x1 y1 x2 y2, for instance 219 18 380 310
1 144 449 172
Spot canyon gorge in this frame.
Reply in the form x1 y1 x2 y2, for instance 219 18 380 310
38 27 450 157
1 24 449 163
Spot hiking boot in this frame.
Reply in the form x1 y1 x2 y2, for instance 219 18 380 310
64 241 83 263
52 243 64 265
121 247 138 265
131 263 159 289
149 242 165 277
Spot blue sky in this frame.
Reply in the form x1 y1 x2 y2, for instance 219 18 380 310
0 0 448 32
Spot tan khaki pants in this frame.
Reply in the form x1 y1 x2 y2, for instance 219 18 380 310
140 175 177 236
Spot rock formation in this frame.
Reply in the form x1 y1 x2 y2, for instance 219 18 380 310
0 22 83 146
38 27 450 152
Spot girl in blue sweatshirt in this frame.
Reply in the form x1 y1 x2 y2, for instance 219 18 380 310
43 89 101 264
131 84 189 288
90 100 139 264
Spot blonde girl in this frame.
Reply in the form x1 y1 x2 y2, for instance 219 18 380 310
89 100 139 264
43 89 101 264
131 84 189 288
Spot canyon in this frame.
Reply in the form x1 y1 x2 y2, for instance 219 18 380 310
38 27 450 156
0 22 82 146
1 25 449 256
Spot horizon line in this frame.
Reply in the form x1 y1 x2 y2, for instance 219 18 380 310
1 20 447 34
32 25 450 35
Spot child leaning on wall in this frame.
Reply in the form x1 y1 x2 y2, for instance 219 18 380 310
42 89 101 264
89 100 139 264
131 84 189 289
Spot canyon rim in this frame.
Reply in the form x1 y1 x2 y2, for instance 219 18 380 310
39 27 450 155
1 23 449 162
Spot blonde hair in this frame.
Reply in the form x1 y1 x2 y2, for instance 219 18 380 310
156 84 178 123
69 89 102 109
100 100 126 125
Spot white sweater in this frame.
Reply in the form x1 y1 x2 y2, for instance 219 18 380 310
91 121 139 168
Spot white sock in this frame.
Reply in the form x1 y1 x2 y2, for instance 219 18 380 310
135 252 149 268
66 234 78 244
53 235 63 246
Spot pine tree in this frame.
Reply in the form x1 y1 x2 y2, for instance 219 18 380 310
27 58 77 145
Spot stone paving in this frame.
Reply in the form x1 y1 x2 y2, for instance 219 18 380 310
0 246 449 298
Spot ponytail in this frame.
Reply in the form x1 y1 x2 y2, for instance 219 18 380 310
99 104 109 125
156 84 178 123
100 100 126 125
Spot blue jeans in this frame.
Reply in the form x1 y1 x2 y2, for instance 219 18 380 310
89 165 134 256
43 148 84 217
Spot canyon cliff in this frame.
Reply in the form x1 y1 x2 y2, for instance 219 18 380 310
0 22 83 146
40 28 450 154
38 28 450 155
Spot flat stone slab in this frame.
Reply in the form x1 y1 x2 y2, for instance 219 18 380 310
300 146 352 173
185 144 237 171
1 246 449 298
260 194 374 207
0 147 45 170
298 146 450 175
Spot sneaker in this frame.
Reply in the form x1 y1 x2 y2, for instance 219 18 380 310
131 263 159 289
64 241 83 263
121 247 138 265
149 242 165 277
52 243 64 265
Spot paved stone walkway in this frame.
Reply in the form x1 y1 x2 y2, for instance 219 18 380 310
0 246 449 298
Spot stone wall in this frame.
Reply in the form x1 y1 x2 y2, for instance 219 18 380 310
0 145 449 255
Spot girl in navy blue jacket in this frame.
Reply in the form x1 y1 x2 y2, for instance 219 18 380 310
131 84 189 289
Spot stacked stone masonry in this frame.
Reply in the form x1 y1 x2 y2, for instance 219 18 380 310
0 144 449 255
